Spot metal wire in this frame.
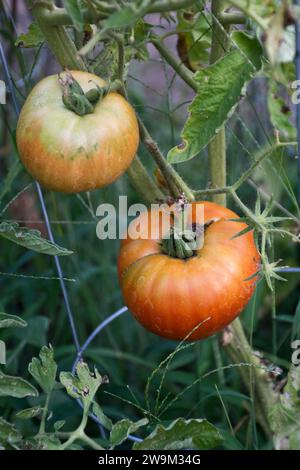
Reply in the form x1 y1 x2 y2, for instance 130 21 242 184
71 306 142 444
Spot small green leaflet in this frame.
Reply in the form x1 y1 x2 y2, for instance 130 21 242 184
62 0 83 31
133 418 223 450
167 32 263 164
15 406 44 420
0 221 73 256
0 371 38 398
0 313 27 329
110 418 148 447
0 418 22 444
103 7 143 30
28 345 57 393
267 79 296 141
15 22 44 48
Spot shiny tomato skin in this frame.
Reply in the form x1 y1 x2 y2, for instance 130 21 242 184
118 201 260 341
16 71 139 193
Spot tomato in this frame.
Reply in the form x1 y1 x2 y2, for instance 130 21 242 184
118 201 260 341
16 71 139 193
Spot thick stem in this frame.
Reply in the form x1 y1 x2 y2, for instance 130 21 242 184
30 4 87 71
221 320 276 437
151 35 197 92
208 0 229 206
127 156 164 204
209 0 275 438
139 119 195 201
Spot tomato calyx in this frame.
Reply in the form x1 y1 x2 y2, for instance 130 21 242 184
58 70 111 116
161 225 199 259
160 218 219 260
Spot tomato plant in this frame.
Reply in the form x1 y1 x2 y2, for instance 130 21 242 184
16 71 139 193
0 0 300 454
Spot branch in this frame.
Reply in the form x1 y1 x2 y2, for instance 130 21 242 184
227 1 268 30
151 35 197 92
139 119 195 201
127 156 164 204
30 3 87 70
36 0 196 27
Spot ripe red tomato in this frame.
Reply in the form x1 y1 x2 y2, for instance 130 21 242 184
118 201 260 341
16 71 139 193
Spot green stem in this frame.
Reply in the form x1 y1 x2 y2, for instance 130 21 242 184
127 156 164 204
208 0 229 206
219 12 246 25
139 119 195 201
38 392 51 435
208 0 275 439
151 35 197 92
35 0 196 27
227 0 268 30
220 320 276 438
30 4 87 70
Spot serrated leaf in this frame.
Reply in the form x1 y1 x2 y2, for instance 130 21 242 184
103 7 141 30
0 418 22 444
60 361 105 408
92 402 112 431
133 418 223 450
0 221 73 256
0 313 27 329
62 0 83 31
0 371 38 398
110 418 148 447
15 406 44 420
168 32 262 163
15 22 44 48
268 80 296 141
28 345 57 393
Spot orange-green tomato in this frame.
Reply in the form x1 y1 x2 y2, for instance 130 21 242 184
16 71 139 193
118 201 260 341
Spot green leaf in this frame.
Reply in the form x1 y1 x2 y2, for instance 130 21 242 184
0 371 38 398
60 361 106 409
15 22 44 48
0 313 27 329
268 79 296 141
92 402 113 431
62 0 83 31
133 418 223 450
167 32 262 163
110 418 148 447
0 221 73 256
103 7 141 30
0 418 22 444
269 366 300 449
15 406 44 420
28 345 57 393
